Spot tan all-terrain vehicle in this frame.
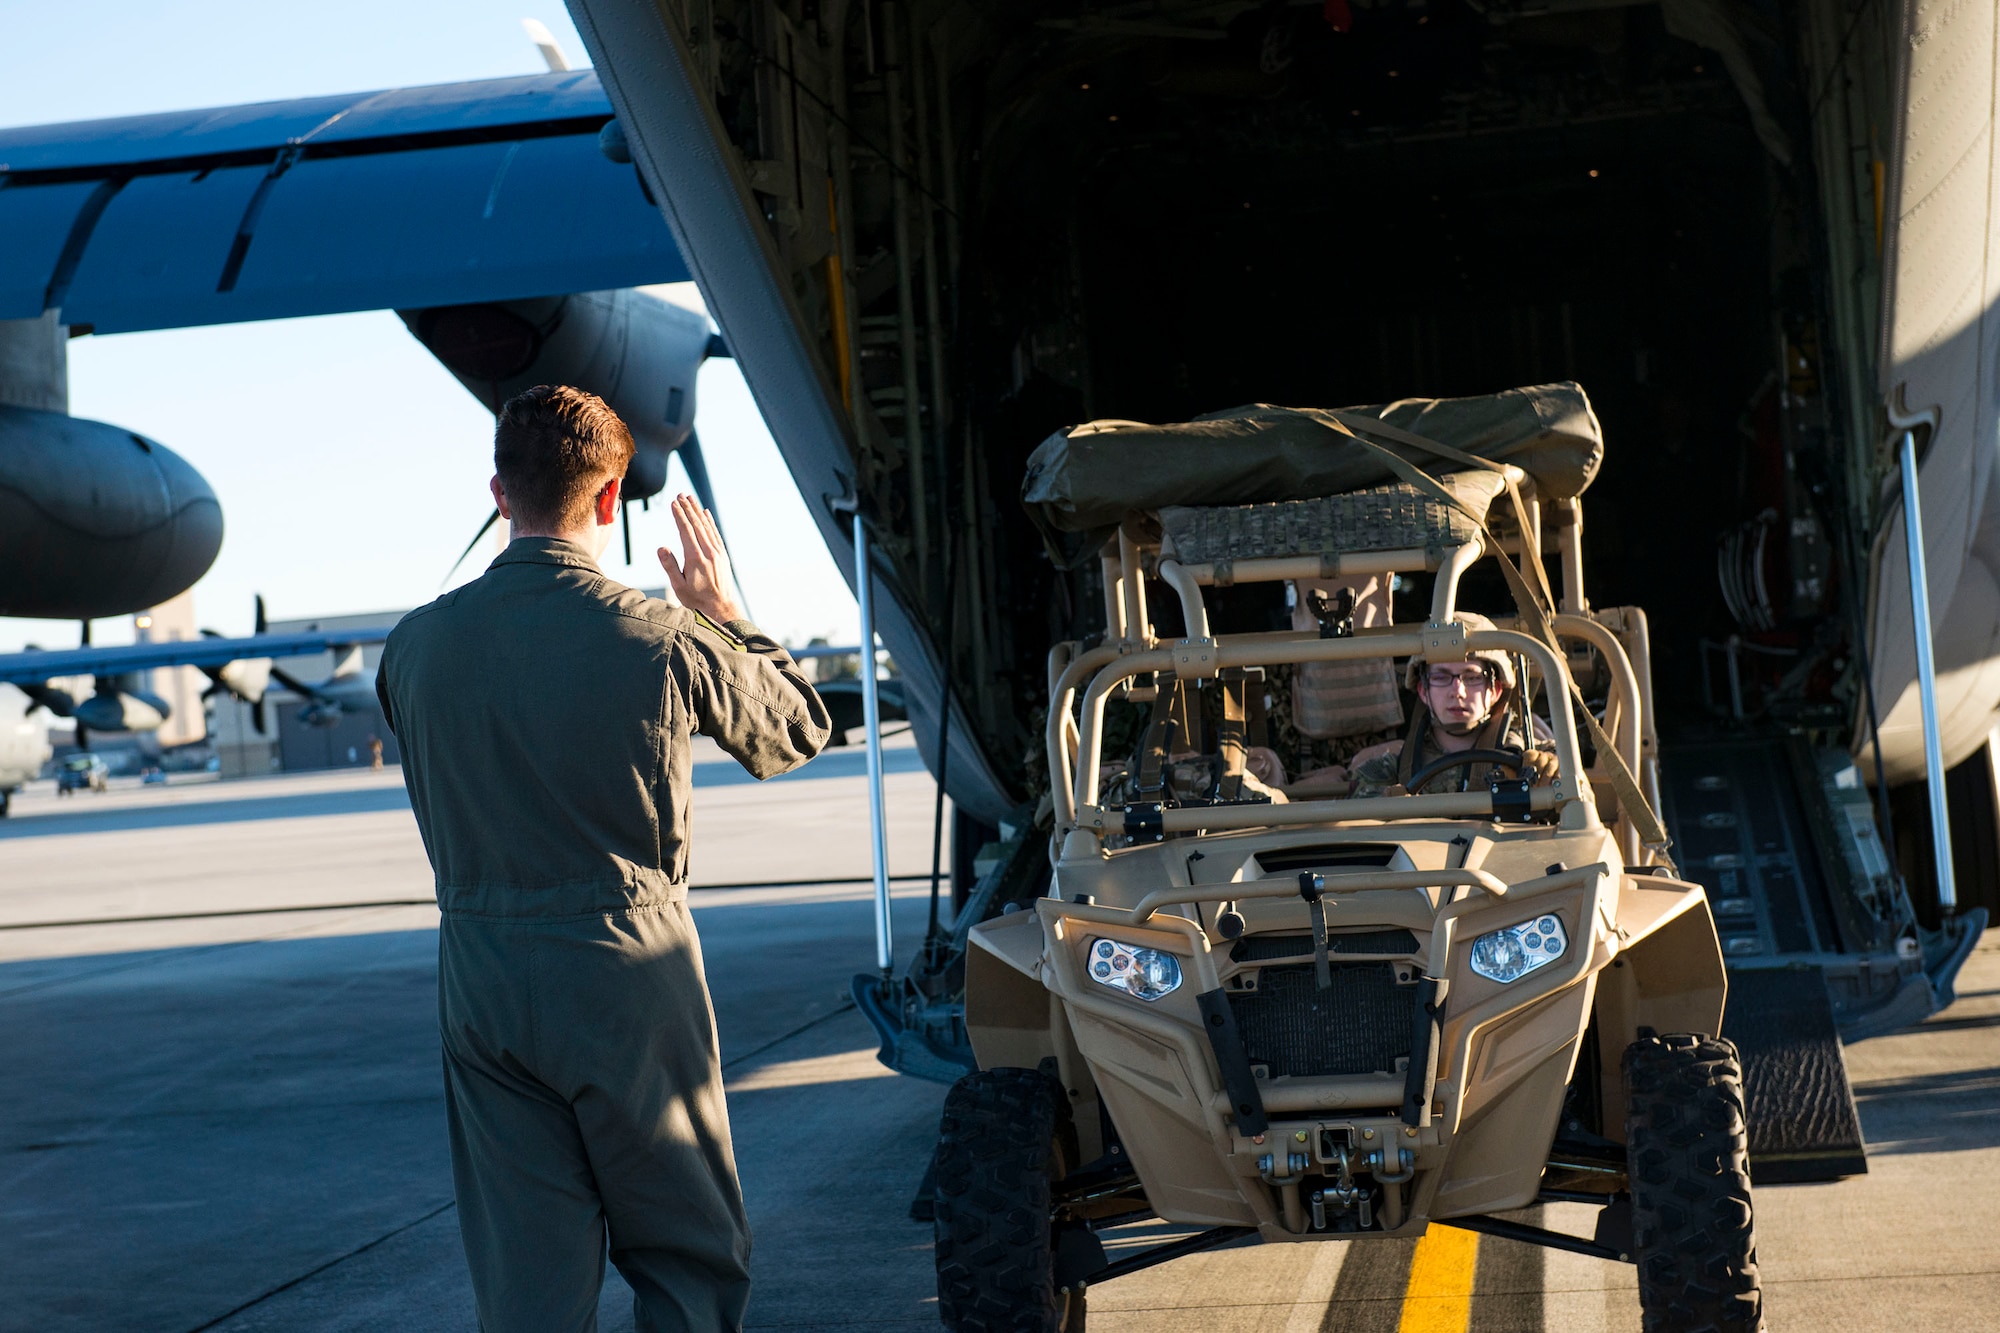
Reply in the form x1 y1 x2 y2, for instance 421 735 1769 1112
932 392 1761 1333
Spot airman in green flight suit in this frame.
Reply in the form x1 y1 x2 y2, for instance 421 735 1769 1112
378 385 831 1332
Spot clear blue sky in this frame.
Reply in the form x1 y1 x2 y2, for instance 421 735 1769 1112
0 1 857 652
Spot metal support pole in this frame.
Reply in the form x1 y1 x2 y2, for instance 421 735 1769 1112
856 513 895 971
1899 429 1957 916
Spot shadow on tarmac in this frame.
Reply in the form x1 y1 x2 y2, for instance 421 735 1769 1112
0 879 946 1333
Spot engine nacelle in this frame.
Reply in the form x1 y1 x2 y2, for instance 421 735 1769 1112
0 405 224 619
399 288 711 501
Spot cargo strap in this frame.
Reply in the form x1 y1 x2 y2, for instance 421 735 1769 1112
1302 408 1674 863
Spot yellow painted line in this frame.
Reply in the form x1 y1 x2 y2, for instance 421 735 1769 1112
1396 1225 1481 1333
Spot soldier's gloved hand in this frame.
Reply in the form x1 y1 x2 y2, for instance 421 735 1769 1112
1520 749 1560 786
658 494 745 625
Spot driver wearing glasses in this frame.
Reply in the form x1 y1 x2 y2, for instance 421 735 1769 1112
1348 611 1559 796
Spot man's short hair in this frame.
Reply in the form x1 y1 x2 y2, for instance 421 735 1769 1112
494 385 636 531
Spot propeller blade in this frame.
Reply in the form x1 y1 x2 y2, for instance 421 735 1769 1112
20 683 76 717
679 432 724 539
621 499 633 566
268 664 324 700
80 619 91 647
676 433 752 620
254 594 267 636
253 697 267 736
441 508 502 588
268 664 341 728
74 720 89 750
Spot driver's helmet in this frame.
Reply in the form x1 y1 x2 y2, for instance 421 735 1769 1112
1403 611 1518 694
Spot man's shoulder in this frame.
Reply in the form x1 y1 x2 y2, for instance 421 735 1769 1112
384 589 463 648
587 580 706 640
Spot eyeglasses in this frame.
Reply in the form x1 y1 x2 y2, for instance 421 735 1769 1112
1425 667 1494 693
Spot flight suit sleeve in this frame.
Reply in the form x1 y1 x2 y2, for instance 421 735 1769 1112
684 618 834 779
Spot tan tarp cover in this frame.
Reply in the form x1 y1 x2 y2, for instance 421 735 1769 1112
1021 382 1603 534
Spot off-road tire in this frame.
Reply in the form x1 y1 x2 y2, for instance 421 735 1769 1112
932 1067 1085 1332
1623 1033 1763 1333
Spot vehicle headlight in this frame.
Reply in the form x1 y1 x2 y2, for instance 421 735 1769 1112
1468 914 1569 983
1087 937 1183 1002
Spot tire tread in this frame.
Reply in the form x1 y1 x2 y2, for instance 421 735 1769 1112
1624 1032 1764 1333
933 1067 1081 1332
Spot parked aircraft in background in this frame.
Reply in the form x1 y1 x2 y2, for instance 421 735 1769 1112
0 617 393 816
0 606 873 813
0 616 395 739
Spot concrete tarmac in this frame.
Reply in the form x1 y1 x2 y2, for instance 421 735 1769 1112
2 738 1995 1330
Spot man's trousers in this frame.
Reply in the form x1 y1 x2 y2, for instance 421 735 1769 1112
438 898 750 1333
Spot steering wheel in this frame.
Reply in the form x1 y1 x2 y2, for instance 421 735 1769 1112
1401 748 1524 793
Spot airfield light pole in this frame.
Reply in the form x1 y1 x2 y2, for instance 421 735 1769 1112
1899 429 1957 917
855 513 894 975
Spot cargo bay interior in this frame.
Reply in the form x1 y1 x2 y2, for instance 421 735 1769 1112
972 2 1786 728
721 0 1849 790
903 8 1855 813
677 0 1981 1060
747 0 1963 1187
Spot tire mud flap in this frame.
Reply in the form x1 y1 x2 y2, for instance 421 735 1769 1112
1721 966 1867 1183
1052 1224 1108 1291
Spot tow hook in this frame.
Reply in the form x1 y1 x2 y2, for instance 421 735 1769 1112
1316 1145 1373 1230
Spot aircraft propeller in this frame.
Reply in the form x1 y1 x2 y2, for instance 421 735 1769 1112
198 596 274 732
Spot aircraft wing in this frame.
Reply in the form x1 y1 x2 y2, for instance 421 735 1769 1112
0 628 396 685
0 70 686 333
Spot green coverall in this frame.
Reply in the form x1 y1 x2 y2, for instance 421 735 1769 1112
377 538 832 1333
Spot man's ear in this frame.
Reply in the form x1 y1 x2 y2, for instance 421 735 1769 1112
595 475 622 526
489 475 511 520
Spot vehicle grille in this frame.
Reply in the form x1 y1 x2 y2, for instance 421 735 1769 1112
1228 962 1416 1078
1230 929 1419 962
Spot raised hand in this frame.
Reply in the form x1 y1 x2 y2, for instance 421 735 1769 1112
658 493 744 626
